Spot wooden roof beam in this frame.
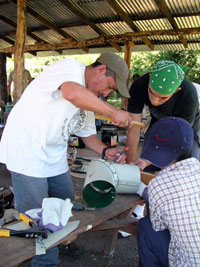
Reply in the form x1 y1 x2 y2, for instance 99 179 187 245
105 0 154 51
0 13 58 55
0 27 199 54
8 0 88 53
58 0 121 52
153 0 188 48
0 13 48 45
0 36 36 56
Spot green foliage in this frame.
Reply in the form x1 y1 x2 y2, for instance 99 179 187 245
6 50 200 96
129 50 200 83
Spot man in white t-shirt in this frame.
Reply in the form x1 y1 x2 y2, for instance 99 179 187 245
0 53 132 266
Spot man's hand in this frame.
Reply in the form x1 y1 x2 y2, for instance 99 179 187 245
105 147 126 164
110 109 133 128
132 158 151 171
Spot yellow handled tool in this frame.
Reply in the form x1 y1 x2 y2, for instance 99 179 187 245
0 213 48 239
95 114 145 128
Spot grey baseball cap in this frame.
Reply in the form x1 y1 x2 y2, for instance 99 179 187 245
97 53 130 98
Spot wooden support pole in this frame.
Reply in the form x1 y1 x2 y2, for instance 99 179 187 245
121 40 134 110
0 53 7 106
13 0 27 104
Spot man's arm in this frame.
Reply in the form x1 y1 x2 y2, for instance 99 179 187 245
7 80 12 96
82 134 126 163
60 81 133 128
28 77 33 84
126 113 142 163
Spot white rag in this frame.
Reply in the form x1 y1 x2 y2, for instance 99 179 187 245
41 197 73 227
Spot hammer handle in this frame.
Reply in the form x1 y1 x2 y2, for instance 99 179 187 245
95 114 145 128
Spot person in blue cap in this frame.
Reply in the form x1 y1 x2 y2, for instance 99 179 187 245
126 60 200 164
135 116 200 267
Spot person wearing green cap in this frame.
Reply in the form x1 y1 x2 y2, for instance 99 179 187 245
126 60 200 165
0 53 132 266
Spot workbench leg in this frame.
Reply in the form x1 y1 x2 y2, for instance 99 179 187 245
104 229 119 256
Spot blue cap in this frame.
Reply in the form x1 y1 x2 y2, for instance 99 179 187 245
140 117 193 168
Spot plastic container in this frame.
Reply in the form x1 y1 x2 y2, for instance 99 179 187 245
68 135 85 148
82 159 140 208
101 125 118 147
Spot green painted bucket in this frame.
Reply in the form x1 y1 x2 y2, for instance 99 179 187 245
82 159 140 209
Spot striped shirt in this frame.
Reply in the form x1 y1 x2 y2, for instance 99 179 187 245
149 158 200 267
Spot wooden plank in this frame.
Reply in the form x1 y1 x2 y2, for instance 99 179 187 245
0 194 141 266
0 27 199 53
89 217 138 231
140 171 155 185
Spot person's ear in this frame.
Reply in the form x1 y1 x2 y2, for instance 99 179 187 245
96 64 106 75
175 87 182 93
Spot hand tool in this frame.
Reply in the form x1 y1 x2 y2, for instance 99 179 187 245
72 202 95 211
71 164 88 174
113 146 129 162
95 114 145 128
0 213 48 239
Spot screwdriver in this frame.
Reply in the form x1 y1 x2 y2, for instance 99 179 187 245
113 146 129 162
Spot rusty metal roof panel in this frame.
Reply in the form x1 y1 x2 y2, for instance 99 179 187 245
0 20 13 33
98 21 132 35
118 0 159 17
154 43 185 51
175 16 200 28
64 26 99 41
186 34 200 42
68 0 117 20
0 2 43 28
188 43 200 50
0 4 17 23
32 30 63 44
27 0 78 25
0 38 12 49
149 35 179 42
135 18 173 31
165 0 200 13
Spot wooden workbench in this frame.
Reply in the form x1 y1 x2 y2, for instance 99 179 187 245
0 194 141 267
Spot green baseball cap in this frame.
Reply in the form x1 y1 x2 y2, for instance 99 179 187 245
150 60 185 95
97 53 130 98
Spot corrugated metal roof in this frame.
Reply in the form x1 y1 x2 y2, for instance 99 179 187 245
0 0 199 56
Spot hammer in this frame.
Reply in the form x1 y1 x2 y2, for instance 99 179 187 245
95 114 145 128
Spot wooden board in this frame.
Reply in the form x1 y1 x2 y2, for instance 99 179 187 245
0 194 141 267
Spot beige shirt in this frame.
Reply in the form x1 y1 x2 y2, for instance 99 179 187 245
8 69 32 93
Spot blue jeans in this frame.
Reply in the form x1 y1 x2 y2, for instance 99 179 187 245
137 215 170 267
11 171 75 267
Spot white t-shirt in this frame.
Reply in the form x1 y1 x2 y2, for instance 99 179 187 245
0 58 96 177
193 82 200 107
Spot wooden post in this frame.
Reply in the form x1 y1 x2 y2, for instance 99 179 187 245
13 0 27 104
0 53 7 105
121 40 134 110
